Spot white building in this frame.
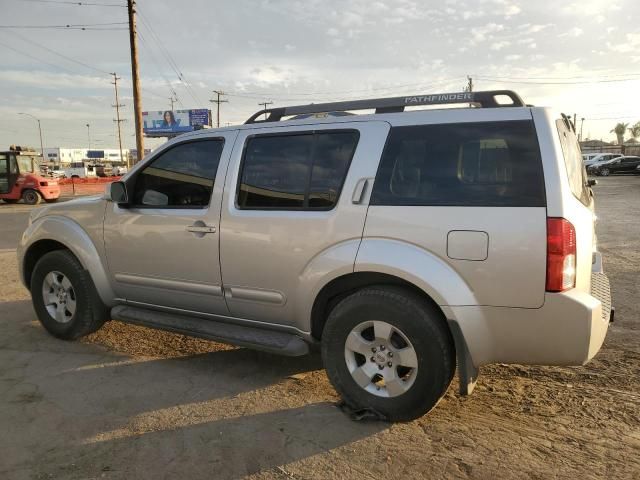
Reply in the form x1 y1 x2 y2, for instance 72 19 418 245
43 147 130 165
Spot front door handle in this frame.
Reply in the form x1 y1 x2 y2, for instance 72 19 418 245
186 221 216 235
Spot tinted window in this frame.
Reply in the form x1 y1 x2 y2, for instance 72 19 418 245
556 120 590 206
371 121 545 207
238 131 358 210
133 139 224 208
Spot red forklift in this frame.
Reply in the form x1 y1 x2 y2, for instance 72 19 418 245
0 146 60 205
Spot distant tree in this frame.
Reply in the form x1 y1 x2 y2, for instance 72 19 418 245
628 121 640 139
611 122 629 145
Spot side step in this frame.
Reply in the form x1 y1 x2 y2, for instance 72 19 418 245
111 305 309 357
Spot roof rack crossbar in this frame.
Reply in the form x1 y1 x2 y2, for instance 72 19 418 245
245 90 525 124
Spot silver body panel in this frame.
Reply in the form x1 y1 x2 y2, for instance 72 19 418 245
18 105 609 368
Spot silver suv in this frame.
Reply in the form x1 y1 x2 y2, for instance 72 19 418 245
18 91 612 421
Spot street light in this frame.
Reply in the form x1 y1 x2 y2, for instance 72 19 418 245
86 123 91 150
18 112 44 158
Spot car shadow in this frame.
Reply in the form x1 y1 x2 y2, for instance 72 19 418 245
1 299 387 478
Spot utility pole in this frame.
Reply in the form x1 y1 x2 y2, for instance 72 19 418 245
466 76 474 92
111 73 126 168
259 101 273 120
210 90 228 128
579 118 585 142
169 94 177 111
86 123 91 150
573 113 577 132
127 0 144 164
18 112 44 158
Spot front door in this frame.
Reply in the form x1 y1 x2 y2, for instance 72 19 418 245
104 133 237 315
219 121 390 328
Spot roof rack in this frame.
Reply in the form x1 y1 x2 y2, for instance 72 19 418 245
245 90 525 124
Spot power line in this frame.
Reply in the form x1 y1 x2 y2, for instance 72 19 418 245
8 29 112 75
474 76 640 85
137 30 184 107
0 22 128 30
136 8 203 105
21 0 126 6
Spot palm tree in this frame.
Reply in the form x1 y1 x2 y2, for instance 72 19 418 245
628 121 640 140
611 122 629 145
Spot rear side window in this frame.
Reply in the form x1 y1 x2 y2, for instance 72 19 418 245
238 130 359 210
371 121 545 207
556 120 590 206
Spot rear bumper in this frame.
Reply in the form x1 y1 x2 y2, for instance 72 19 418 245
449 269 612 367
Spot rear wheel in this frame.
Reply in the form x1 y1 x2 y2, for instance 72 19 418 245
22 189 41 205
321 286 455 422
31 250 109 340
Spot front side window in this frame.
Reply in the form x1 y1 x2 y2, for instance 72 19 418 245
237 130 359 210
132 139 224 208
371 121 546 207
0 155 8 193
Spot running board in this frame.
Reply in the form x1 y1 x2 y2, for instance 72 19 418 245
110 305 309 357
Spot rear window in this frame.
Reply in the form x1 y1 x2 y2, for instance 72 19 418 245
556 119 590 206
371 121 546 207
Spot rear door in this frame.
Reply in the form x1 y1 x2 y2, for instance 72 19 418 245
362 115 548 308
219 121 389 326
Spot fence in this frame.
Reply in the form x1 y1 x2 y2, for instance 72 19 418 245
58 176 122 197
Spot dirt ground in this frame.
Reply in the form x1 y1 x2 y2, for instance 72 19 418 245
0 176 638 479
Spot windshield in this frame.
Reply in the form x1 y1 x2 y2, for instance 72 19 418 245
17 155 39 174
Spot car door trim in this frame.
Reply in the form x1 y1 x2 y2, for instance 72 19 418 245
114 273 223 296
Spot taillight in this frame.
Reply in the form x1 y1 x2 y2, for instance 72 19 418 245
546 218 576 292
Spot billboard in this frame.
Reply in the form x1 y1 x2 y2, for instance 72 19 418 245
142 109 211 136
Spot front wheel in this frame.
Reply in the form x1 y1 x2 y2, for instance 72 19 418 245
31 250 109 340
22 189 41 205
600 168 610 176
321 286 455 422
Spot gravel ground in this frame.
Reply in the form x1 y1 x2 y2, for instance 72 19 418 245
0 176 638 479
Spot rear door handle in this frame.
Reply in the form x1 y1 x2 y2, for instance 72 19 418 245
186 222 216 235
352 177 373 204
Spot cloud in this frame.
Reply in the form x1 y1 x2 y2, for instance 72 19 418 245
490 41 511 51
471 23 505 42
505 54 522 61
560 27 583 37
607 33 640 53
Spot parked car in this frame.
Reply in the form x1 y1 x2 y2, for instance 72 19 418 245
17 90 612 421
583 153 621 168
63 162 97 179
582 153 599 163
588 156 640 176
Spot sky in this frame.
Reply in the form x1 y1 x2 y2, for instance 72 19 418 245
1 0 639 151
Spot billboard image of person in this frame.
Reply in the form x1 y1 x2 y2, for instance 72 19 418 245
162 111 177 128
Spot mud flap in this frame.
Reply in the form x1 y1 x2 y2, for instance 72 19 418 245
448 319 480 396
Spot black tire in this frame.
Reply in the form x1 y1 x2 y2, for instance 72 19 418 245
600 168 610 176
321 286 455 422
30 250 109 340
22 189 41 205
2 198 19 204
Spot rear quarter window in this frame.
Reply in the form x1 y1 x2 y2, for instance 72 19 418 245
371 120 546 207
556 119 590 206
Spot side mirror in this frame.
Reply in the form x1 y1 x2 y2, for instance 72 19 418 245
107 181 128 204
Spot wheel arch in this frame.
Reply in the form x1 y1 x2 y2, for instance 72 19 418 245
19 216 116 306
